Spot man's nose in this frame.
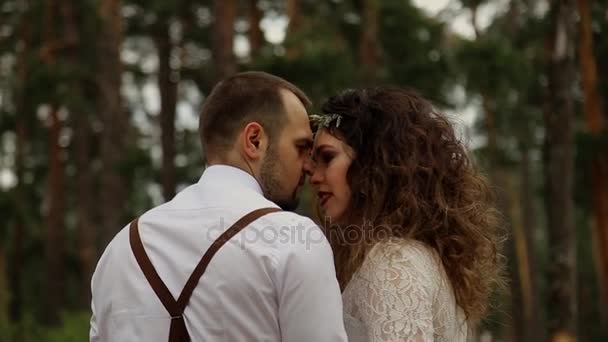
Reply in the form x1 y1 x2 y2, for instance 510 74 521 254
302 155 314 176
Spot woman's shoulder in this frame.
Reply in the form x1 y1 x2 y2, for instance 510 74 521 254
369 238 441 269
355 238 444 286
346 238 467 339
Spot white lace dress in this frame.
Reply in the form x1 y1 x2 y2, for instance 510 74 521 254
342 239 468 342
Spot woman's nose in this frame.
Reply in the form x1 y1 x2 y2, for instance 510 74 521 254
309 168 323 186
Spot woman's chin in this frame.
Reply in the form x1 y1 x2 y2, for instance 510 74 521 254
320 211 346 226
318 208 335 224
317 210 330 222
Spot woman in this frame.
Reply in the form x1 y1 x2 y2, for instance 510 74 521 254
309 87 504 341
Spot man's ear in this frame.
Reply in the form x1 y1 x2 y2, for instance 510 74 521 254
241 122 267 159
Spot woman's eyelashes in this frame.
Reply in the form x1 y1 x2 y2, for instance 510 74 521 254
318 151 335 165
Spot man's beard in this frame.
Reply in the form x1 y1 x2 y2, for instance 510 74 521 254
260 147 300 211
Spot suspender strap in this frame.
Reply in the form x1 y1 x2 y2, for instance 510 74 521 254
129 207 282 342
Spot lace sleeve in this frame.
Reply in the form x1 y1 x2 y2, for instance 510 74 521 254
355 242 439 342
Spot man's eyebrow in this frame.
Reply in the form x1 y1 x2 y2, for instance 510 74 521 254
296 137 314 148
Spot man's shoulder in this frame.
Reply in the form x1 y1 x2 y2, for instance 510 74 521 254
256 211 321 233
260 210 315 222
253 211 330 257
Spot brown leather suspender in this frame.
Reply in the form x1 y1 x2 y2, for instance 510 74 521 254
129 207 282 342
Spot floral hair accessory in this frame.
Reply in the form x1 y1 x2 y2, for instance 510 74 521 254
309 113 343 129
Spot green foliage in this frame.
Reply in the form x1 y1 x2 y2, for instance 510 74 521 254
591 0 608 101
43 312 90 342
456 36 528 96
252 47 357 107
0 311 89 342
378 0 455 105
0 0 607 339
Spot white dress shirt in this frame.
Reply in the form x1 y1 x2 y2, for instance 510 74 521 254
90 165 347 342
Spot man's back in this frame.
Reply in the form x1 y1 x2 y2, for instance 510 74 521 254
90 165 347 341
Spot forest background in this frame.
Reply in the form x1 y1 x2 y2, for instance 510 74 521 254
1 0 607 341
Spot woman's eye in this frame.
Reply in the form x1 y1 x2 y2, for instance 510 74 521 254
321 152 334 164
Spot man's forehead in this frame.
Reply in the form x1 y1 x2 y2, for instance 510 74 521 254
284 119 312 144
280 89 308 119
279 89 312 136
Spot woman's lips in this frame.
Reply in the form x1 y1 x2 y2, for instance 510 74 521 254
318 192 332 207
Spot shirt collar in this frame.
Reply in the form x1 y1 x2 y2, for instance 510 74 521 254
198 164 263 195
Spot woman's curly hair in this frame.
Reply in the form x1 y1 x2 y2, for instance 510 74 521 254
316 87 505 323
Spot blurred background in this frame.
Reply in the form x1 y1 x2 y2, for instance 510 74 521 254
0 0 607 340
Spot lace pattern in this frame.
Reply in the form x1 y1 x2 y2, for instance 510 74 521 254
342 239 467 342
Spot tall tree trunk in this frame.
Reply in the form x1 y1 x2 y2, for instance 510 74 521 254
286 0 300 32
469 6 498 171
44 105 67 325
212 0 236 81
577 0 608 330
98 0 126 247
509 161 550 340
508 2 545 339
57 0 97 308
248 0 264 58
73 96 97 307
10 120 25 321
285 0 301 59
40 0 67 325
155 22 178 202
10 0 31 322
0 246 7 326
544 0 578 340
469 11 517 339
517 145 545 341
74 111 97 306
506 179 525 342
359 0 379 82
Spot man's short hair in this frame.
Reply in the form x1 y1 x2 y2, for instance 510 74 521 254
199 71 311 161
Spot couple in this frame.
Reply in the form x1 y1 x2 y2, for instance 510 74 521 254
90 72 502 341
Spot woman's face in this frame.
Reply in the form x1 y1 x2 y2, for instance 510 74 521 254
309 129 354 224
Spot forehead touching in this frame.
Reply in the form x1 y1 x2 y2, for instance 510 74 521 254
279 88 313 145
314 128 346 145
312 129 354 160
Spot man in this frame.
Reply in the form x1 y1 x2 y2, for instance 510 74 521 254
90 72 347 341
